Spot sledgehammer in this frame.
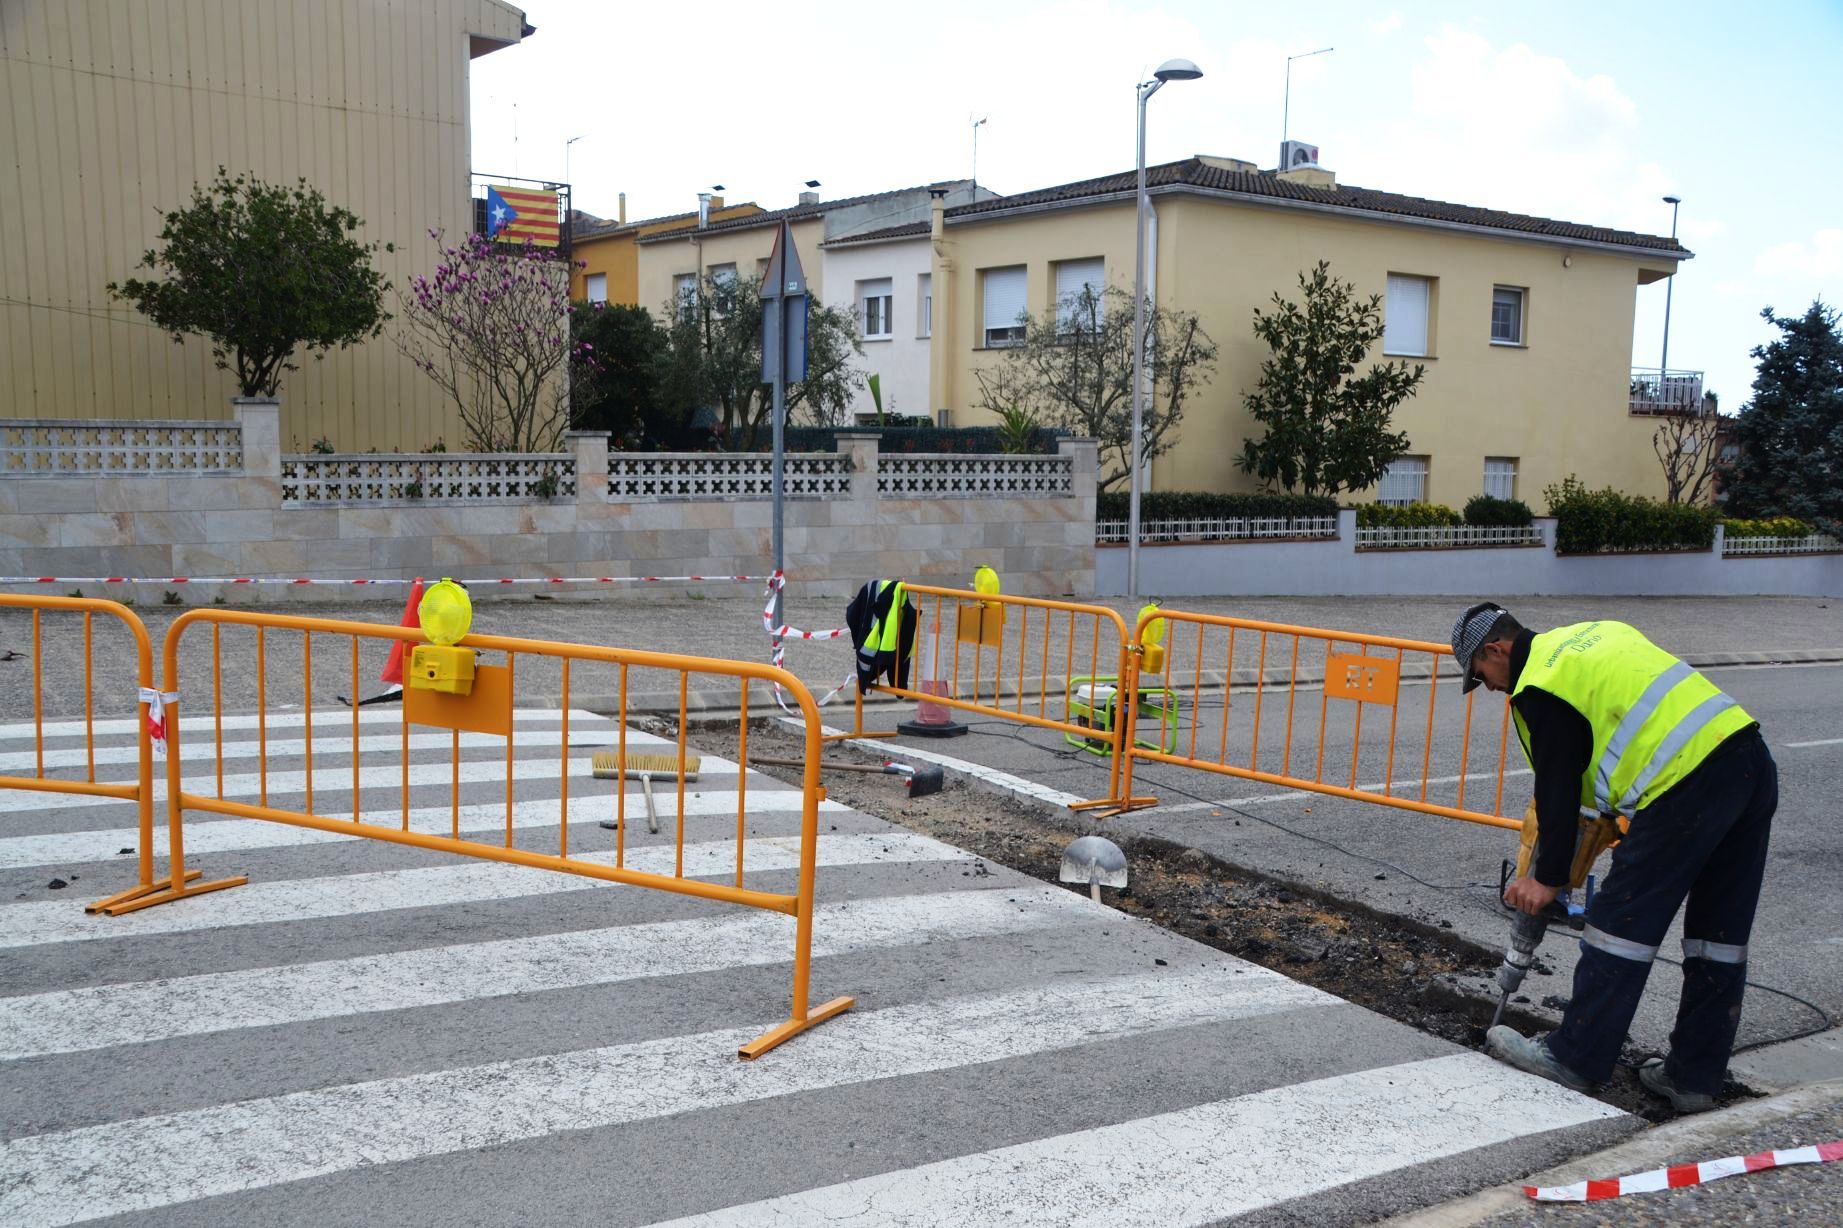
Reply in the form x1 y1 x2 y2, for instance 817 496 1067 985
751 755 945 798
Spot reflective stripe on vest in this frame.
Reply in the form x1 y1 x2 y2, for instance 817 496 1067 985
1512 621 1753 818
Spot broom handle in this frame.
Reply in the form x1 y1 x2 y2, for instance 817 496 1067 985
751 755 897 777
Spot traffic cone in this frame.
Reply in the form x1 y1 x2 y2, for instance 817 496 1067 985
899 601 966 739
379 576 425 686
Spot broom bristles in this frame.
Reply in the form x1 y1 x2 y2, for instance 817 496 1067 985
590 750 701 781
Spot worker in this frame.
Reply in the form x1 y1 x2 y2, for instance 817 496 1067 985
1451 603 1776 1112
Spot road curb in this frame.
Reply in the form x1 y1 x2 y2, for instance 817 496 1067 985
1376 1077 1843 1226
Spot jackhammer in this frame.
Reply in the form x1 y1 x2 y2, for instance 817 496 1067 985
1489 804 1624 1029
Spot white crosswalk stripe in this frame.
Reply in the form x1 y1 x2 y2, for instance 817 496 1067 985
0 706 1630 1226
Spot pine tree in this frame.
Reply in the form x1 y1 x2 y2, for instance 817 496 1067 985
1723 301 1843 528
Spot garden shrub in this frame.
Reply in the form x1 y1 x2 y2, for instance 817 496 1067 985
1544 475 1718 554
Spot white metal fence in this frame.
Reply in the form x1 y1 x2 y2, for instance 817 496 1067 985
0 419 242 475
1721 533 1841 557
605 452 851 501
1096 516 1340 544
1355 524 1547 550
878 454 1073 498
281 454 575 504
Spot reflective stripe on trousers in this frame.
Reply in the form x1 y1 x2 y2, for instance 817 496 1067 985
1580 924 1659 963
1682 938 1748 963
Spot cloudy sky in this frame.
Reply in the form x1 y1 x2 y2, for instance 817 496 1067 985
471 0 1840 408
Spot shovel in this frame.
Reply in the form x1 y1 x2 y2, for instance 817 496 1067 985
751 755 945 798
1060 834 1128 903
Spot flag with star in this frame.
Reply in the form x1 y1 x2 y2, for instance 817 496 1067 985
484 185 561 247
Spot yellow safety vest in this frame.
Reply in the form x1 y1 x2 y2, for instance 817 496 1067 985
866 581 906 652
1511 621 1754 819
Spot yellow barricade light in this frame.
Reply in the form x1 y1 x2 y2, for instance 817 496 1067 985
1139 603 1166 675
411 578 476 695
958 566 1005 646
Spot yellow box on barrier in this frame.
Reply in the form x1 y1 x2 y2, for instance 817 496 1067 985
1325 653 1400 706
955 600 1005 646
405 662 512 736
409 644 476 695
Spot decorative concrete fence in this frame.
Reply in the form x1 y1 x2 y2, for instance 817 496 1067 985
0 404 1096 599
1099 510 1841 598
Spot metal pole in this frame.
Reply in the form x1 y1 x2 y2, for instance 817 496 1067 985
772 298 786 635
1128 79 1161 600
1660 196 1681 381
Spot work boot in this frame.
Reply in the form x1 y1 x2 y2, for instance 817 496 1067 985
1485 1025 1593 1092
1638 1057 1716 1113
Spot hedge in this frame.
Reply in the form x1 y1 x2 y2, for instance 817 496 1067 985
1355 502 1461 528
1095 491 1340 522
777 425 1062 454
1462 495 1535 527
1722 516 1815 539
1545 476 1719 554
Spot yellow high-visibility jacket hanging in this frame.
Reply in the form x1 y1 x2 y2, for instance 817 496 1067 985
845 580 916 693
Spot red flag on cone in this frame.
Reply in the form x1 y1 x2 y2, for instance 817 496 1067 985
379 577 425 686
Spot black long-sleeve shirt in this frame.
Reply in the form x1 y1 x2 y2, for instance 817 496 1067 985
1505 630 1596 888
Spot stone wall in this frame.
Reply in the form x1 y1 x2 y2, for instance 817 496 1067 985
0 405 1097 600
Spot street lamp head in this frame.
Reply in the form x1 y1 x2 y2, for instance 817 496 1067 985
1154 57 1203 82
1663 195 1681 205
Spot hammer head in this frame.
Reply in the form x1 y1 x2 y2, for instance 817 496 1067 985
904 764 945 797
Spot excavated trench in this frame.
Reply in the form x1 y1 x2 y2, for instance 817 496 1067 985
694 715 1754 1123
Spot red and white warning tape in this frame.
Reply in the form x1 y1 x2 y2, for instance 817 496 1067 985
1526 1138 1843 1202
137 687 179 756
761 570 854 712
0 574 768 587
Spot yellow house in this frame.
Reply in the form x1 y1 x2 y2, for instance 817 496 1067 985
570 197 766 306
0 0 531 452
930 156 1689 507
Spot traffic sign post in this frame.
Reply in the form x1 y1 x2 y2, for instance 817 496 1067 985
761 220 808 635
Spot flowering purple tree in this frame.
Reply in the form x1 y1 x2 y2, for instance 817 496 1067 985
396 231 595 452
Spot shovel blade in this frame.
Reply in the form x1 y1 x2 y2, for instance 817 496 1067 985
1058 834 1128 889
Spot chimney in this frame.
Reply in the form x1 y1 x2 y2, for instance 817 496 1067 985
929 186 948 241
697 192 711 227
798 190 821 206
618 192 626 224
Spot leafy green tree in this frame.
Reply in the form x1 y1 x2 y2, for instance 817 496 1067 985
1235 261 1427 497
972 284 1216 493
1722 301 1843 528
656 272 863 449
108 168 390 397
569 303 673 448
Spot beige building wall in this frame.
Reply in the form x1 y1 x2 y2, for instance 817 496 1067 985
935 194 1678 507
634 218 827 317
0 0 527 452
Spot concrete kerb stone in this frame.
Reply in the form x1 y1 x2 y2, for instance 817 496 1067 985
1376 1077 1843 1227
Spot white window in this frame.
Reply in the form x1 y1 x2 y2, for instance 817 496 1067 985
982 265 1027 347
1384 274 1431 357
1378 456 1429 506
584 272 608 304
709 262 737 288
1483 457 1518 500
917 273 932 338
673 273 697 313
1055 257 1105 330
1492 286 1525 345
858 277 893 339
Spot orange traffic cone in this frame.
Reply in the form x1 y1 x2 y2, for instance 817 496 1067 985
379 576 425 687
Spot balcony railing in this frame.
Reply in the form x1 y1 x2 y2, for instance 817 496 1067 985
1630 367 1708 416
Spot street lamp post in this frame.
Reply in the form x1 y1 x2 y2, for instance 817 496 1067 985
1660 195 1682 381
1128 57 1201 599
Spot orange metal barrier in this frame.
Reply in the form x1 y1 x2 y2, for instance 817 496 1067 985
122 607 852 1059
834 584 1152 811
1112 609 1520 830
0 593 206 912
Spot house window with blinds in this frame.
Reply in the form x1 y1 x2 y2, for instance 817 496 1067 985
1378 455 1429 505
1384 274 1432 357
673 273 697 315
1055 257 1105 333
1491 286 1525 345
585 273 607 304
982 265 1027 347
917 273 931 338
858 278 893 339
1483 457 1518 500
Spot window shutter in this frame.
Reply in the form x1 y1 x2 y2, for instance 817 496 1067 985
983 266 1027 340
1055 258 1104 324
1384 274 1429 357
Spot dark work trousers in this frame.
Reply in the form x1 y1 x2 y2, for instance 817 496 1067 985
1545 729 1777 1092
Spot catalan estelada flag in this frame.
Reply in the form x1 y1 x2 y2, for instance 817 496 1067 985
485 184 561 247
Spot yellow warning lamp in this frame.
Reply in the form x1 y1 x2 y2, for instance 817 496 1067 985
973 565 1001 604
1138 602 1167 675
409 578 476 694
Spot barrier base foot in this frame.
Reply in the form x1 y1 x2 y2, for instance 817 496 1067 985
823 731 896 744
1075 795 1159 819
896 720 968 738
96 874 249 916
738 995 855 1060
86 868 203 914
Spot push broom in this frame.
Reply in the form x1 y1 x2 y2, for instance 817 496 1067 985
593 751 700 834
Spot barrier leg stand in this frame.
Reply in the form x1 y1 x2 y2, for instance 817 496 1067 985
1079 648 1159 818
87 688 202 913
822 684 896 744
97 692 247 916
